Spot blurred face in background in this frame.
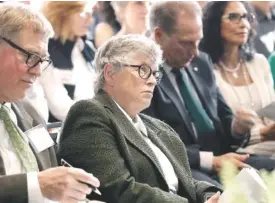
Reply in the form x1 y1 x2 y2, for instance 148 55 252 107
124 1 149 33
70 4 94 37
221 1 252 46
197 1 208 8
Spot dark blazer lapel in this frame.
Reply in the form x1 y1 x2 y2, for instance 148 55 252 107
186 66 215 120
0 151 6 175
146 127 197 201
159 68 195 136
96 91 168 186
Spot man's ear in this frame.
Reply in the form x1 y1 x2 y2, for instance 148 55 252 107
154 27 165 45
103 63 114 85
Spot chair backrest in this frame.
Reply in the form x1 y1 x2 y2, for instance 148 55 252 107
47 122 62 145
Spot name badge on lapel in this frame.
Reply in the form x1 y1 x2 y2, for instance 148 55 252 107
25 124 55 153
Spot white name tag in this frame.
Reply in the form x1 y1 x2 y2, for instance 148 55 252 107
25 125 55 153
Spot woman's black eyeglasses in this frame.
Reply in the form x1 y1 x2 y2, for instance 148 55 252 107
223 12 256 23
1 37 52 71
122 63 163 83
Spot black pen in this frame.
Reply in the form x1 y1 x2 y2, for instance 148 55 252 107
61 159 102 196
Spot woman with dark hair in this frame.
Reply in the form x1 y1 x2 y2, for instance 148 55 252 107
200 1 275 156
93 1 121 48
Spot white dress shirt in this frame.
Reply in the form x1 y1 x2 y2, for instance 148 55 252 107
114 101 179 193
162 63 214 171
39 38 96 121
0 103 55 203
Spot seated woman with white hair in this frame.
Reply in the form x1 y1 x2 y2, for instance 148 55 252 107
58 34 221 203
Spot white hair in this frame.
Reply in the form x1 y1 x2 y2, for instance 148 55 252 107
0 2 54 42
93 34 163 93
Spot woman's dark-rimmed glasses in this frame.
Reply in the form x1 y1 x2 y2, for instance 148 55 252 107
1 37 52 71
122 63 163 83
223 12 255 23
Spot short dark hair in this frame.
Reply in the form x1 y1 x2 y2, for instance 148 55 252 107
200 1 256 64
149 1 201 35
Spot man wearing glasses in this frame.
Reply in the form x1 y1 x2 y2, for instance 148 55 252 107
0 3 100 203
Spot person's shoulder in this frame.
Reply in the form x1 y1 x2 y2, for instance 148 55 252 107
192 51 213 67
253 53 267 61
197 51 211 61
95 22 114 32
12 98 46 127
94 22 115 47
246 53 271 75
191 51 215 74
140 114 175 133
248 53 269 67
68 98 105 118
140 114 184 142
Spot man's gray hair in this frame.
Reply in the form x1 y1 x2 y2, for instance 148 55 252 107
149 1 202 35
93 34 163 93
0 2 54 42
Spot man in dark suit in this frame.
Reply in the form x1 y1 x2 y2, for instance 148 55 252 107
144 1 275 185
0 3 99 202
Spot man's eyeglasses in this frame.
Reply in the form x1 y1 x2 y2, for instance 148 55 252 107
223 12 256 23
122 63 163 83
1 37 52 71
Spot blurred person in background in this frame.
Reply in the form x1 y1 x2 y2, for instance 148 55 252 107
92 1 121 48
197 1 208 9
200 1 275 156
94 1 149 47
111 1 149 36
40 1 96 122
250 1 275 58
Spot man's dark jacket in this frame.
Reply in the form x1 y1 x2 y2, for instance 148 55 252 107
143 52 246 169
